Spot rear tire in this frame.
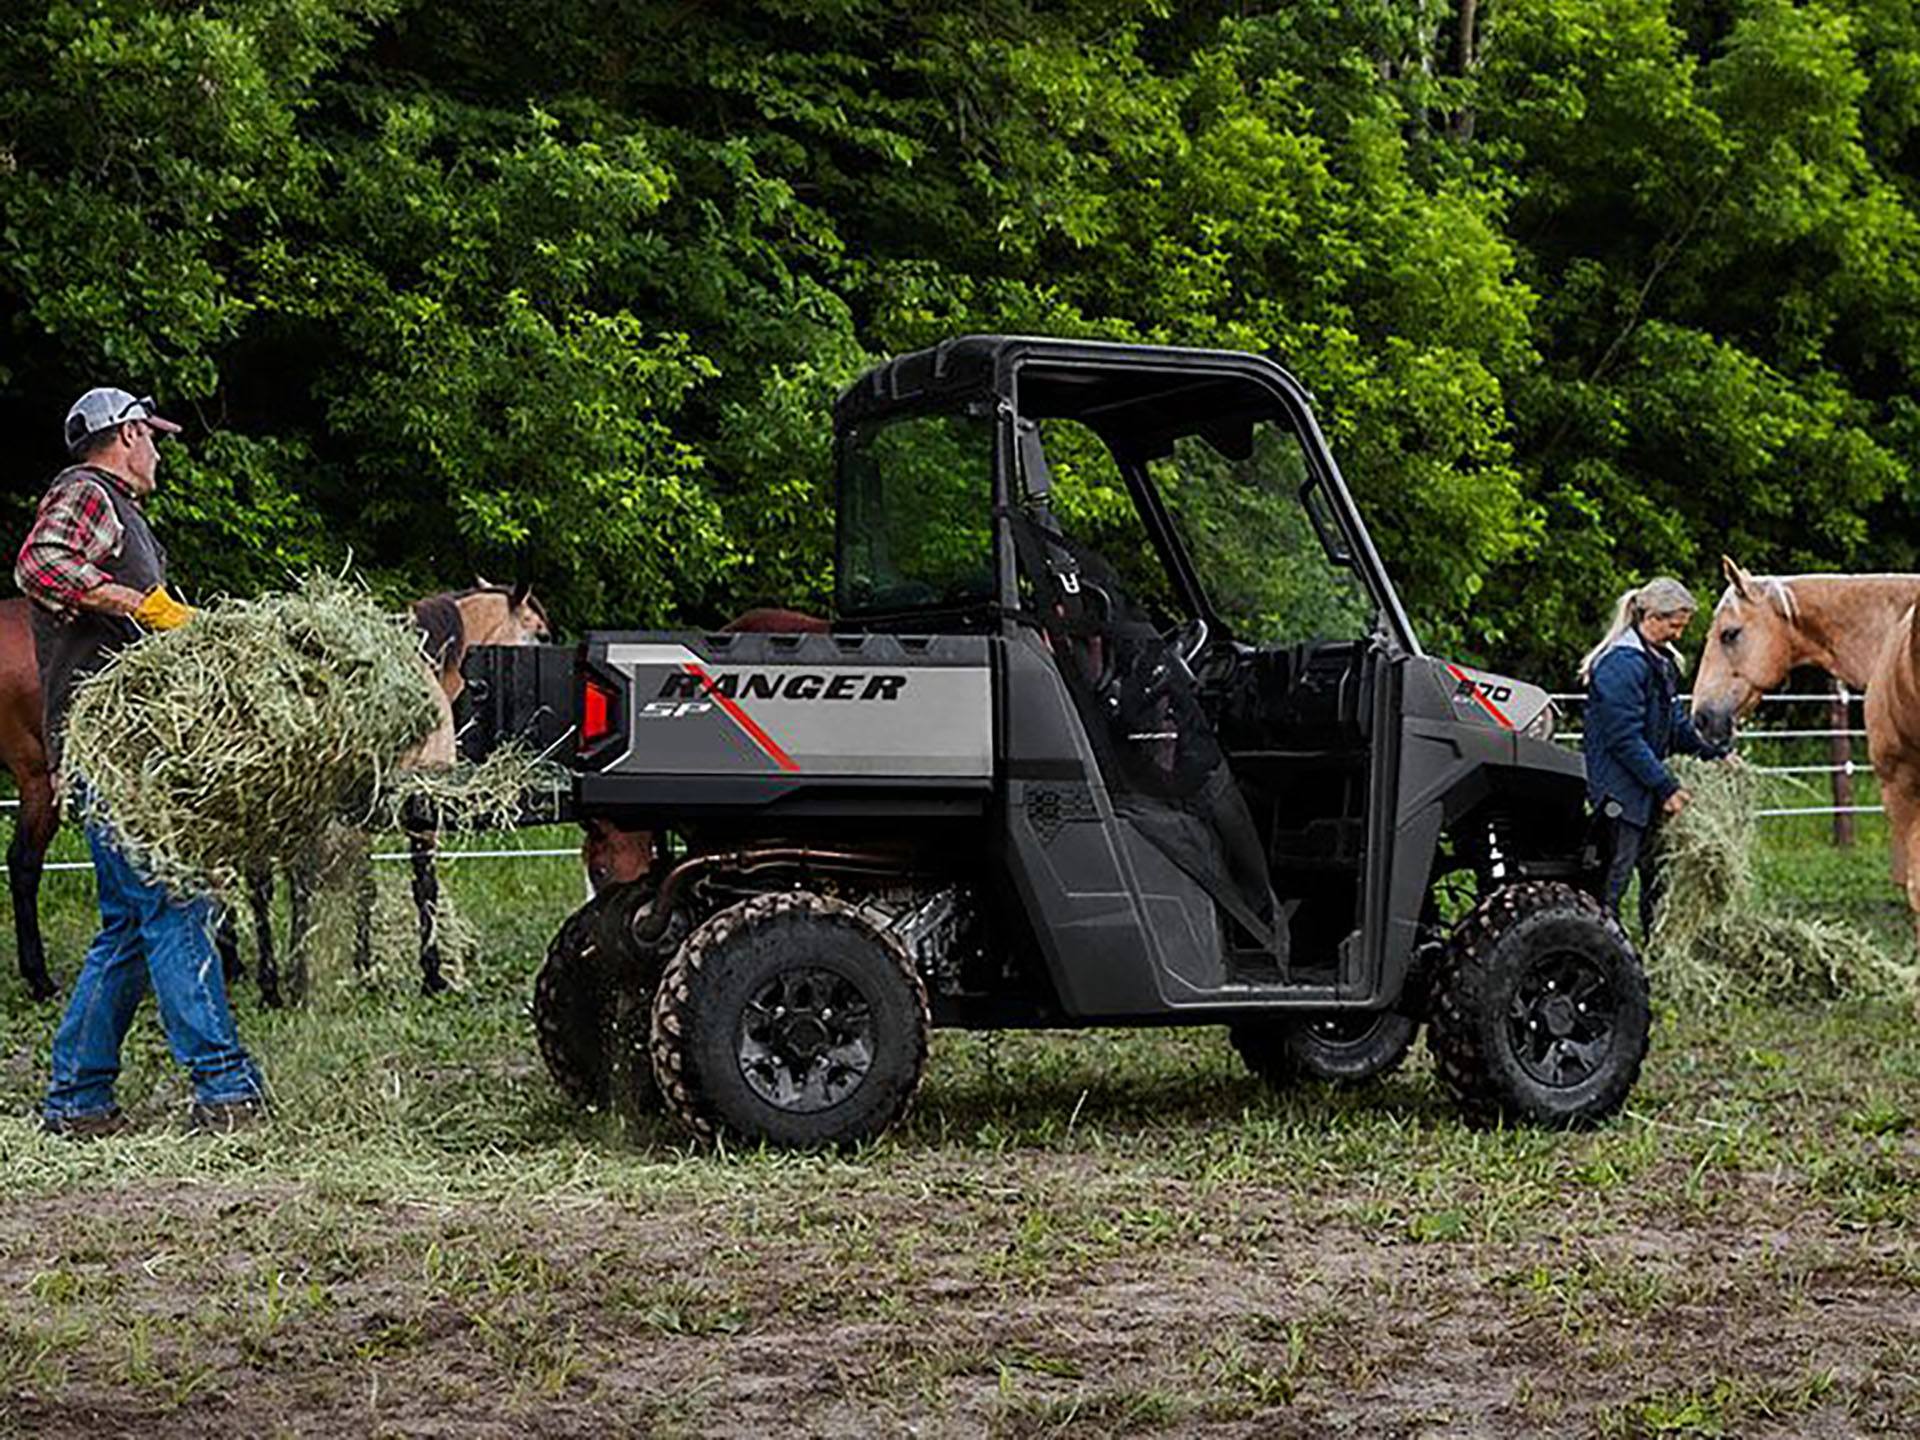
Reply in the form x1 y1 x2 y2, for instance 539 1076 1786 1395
533 894 617 1108
650 892 929 1148
1231 1010 1418 1088
1427 881 1649 1127
606 894 687 1124
533 880 661 1111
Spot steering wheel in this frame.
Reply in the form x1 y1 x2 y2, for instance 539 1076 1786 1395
1165 615 1210 675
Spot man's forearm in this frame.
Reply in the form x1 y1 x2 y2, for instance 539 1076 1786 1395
73 582 146 617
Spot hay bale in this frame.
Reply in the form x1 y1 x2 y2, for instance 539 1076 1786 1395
1648 757 1915 1006
62 574 556 898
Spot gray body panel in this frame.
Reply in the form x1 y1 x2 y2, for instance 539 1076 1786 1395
587 632 992 781
507 336 1603 1031
549 629 1590 1024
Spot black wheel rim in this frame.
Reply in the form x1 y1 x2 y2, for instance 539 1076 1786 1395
738 966 876 1114
1507 949 1616 1089
1305 1013 1393 1054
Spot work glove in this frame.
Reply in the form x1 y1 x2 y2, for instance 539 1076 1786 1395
131 584 195 631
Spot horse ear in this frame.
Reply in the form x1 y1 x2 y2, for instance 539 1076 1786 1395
1721 555 1753 599
509 579 531 608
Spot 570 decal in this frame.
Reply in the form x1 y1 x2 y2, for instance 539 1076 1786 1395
1454 676 1514 705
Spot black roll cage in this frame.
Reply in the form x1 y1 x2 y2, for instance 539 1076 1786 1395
833 335 1422 659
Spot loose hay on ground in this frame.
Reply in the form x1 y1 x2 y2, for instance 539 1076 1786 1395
1650 757 1915 1006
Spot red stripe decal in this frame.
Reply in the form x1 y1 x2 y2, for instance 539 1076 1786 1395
1445 664 1515 730
685 663 802 772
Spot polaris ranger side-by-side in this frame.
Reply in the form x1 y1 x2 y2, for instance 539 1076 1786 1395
467 336 1647 1147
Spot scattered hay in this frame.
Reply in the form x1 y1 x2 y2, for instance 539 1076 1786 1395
389 742 560 836
63 574 559 899
245 829 481 995
1649 757 1915 1006
362 861 478 990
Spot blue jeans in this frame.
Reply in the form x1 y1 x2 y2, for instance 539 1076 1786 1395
43 822 264 1121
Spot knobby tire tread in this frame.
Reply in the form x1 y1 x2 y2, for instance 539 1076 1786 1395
533 900 614 1109
649 890 930 1145
1426 880 1647 1127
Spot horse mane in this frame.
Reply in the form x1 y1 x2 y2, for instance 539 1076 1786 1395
1720 576 1798 624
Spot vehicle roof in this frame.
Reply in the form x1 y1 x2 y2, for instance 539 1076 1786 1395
834 335 1314 429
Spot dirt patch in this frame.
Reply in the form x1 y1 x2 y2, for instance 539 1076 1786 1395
3 1173 1915 1438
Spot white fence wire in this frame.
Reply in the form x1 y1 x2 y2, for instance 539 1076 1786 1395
13 847 583 876
0 689 1874 877
1549 688 1875 822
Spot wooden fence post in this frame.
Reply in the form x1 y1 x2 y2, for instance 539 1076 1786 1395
1831 679 1855 848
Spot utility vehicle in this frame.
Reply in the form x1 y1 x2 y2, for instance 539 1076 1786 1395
467 336 1647 1147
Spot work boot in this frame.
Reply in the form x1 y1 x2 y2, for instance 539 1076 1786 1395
40 1106 131 1141
187 1097 271 1135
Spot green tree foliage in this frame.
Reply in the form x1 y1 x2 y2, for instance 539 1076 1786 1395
4 0 1919 679
1477 0 1920 671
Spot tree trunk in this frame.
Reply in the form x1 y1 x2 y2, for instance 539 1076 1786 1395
1452 0 1482 141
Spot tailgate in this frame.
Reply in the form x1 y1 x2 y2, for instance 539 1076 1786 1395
456 642 579 763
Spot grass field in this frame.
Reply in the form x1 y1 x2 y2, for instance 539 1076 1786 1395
1 800 1917 1437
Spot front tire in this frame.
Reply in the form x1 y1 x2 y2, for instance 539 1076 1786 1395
1427 881 1649 1127
649 892 929 1148
1231 1010 1418 1088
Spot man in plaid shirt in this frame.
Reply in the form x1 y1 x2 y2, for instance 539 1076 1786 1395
18 458 164 612
20 387 264 1139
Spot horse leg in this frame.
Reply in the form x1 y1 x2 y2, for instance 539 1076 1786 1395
9 773 58 1001
351 835 375 978
403 797 447 996
1875 775 1920 961
214 906 243 987
249 862 282 1009
286 861 314 1006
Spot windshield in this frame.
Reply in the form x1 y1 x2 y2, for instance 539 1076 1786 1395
837 410 996 617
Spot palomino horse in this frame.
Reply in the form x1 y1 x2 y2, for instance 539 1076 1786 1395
0 582 549 1003
1691 556 1920 929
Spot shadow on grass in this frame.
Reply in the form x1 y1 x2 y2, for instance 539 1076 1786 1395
547 1033 1464 1163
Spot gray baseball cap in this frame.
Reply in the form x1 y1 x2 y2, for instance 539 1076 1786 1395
64 387 182 454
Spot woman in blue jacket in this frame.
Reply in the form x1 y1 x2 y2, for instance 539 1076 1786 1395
1578 577 1728 935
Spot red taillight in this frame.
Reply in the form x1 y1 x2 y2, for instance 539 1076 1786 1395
581 677 614 747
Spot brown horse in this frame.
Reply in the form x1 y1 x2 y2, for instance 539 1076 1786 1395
1690 556 1920 930
0 598 60 999
0 582 550 1003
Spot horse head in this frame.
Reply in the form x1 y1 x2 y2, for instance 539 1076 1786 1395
1691 555 1800 747
461 578 552 647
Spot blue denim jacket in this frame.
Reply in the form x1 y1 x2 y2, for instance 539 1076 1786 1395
1585 630 1723 827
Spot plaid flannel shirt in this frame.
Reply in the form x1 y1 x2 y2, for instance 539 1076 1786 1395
14 468 129 613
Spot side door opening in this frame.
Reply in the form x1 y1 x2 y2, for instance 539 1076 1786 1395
1011 365 1390 992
